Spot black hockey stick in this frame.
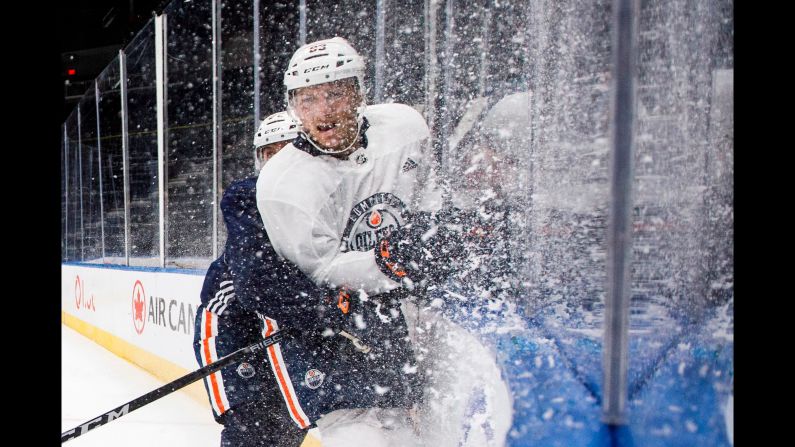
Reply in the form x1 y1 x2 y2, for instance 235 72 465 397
61 329 291 443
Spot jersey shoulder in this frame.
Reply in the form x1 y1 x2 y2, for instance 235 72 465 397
257 143 338 213
221 177 258 217
223 177 257 203
257 144 313 194
200 256 231 304
365 103 429 139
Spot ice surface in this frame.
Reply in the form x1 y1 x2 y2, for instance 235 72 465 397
61 324 222 446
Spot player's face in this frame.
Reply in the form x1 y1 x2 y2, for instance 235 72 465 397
256 141 289 168
291 79 361 153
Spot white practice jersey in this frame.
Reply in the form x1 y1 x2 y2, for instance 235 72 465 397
256 103 442 294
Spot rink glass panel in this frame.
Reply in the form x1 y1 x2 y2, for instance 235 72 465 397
256 1 300 120
77 90 103 263
66 109 84 262
427 0 612 410
64 109 80 262
220 0 256 189
217 1 256 254
163 0 215 268
624 0 733 442
305 0 377 102
124 20 161 267
380 0 425 106
96 56 126 263
61 125 67 261
524 0 613 393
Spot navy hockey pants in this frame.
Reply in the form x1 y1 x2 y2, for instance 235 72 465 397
193 299 306 446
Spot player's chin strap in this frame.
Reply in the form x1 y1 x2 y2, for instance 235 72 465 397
293 114 370 158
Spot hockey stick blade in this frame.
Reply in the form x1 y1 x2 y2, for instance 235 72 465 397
61 329 289 443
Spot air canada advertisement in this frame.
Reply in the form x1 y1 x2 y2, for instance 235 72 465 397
62 264 205 371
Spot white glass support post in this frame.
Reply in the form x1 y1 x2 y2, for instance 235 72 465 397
211 0 223 260
64 125 69 261
423 0 439 162
374 0 386 102
440 0 454 145
253 0 261 126
438 0 455 207
155 14 169 268
77 104 85 261
477 1 491 98
119 50 131 266
94 80 106 262
602 0 639 426
299 0 307 46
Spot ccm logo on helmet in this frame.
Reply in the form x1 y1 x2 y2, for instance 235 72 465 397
304 64 330 73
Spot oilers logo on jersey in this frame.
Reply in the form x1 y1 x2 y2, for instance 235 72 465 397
341 193 407 252
304 369 326 389
236 362 256 379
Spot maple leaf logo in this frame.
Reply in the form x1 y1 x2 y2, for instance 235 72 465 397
134 290 145 321
132 280 147 334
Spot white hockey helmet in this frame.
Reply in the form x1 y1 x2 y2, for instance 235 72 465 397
253 111 299 171
283 37 367 155
283 36 365 93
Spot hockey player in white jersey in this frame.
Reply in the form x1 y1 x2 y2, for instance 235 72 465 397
258 37 449 295
256 37 469 446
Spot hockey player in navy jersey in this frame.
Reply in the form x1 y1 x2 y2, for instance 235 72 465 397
256 37 471 446
193 112 309 447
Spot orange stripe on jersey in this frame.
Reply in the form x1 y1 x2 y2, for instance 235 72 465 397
263 317 309 428
209 371 226 414
202 311 213 362
264 318 275 336
201 311 226 414
268 344 308 428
